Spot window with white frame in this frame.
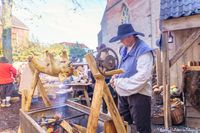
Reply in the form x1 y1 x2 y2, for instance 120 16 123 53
121 4 130 24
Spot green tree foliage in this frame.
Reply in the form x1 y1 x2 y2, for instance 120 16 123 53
1 0 83 63
1 0 13 63
69 43 87 62
12 43 70 62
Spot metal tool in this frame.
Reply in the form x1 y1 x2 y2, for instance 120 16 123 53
96 47 119 77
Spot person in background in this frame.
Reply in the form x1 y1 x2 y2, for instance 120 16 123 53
109 24 154 133
97 44 117 114
0 56 17 107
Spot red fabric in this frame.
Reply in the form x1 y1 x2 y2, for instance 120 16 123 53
0 63 17 84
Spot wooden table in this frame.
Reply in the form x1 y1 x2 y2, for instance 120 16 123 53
65 82 92 106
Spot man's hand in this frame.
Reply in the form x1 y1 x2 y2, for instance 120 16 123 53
110 74 118 89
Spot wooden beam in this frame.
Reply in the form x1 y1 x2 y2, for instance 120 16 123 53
73 124 87 133
94 69 124 79
169 30 200 67
65 100 111 122
25 70 39 111
86 77 104 133
161 32 172 128
85 54 101 78
155 49 162 85
104 120 117 133
104 69 124 76
162 15 200 31
85 53 126 133
83 86 91 106
187 66 200 71
37 80 52 107
60 120 74 133
29 62 52 107
103 84 127 133
85 54 104 133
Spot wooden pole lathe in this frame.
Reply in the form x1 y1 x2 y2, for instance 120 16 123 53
85 53 127 133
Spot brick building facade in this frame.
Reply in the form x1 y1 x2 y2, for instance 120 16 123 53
0 15 29 48
98 0 160 52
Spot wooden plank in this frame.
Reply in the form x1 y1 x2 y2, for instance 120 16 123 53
60 120 74 133
25 70 39 111
21 89 27 111
20 109 45 133
37 80 52 107
65 100 111 122
186 106 200 118
18 89 29 133
186 118 200 129
94 69 124 79
186 99 192 106
162 15 200 31
85 53 105 133
169 29 200 67
85 53 126 133
187 66 200 71
155 49 162 85
29 62 52 107
86 79 104 133
161 32 172 128
83 87 91 106
104 69 124 76
85 53 102 78
104 120 117 133
192 33 200 61
73 124 87 133
162 32 167 128
170 64 178 86
103 84 127 133
174 30 187 90
183 29 194 68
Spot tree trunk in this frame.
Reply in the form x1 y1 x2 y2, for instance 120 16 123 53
1 0 13 63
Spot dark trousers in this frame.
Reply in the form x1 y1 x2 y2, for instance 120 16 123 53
0 83 14 99
118 93 151 133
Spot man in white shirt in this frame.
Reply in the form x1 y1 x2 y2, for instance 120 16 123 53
109 24 154 133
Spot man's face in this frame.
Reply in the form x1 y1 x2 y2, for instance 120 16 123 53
120 35 136 47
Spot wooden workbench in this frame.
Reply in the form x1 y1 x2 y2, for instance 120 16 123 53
65 82 92 106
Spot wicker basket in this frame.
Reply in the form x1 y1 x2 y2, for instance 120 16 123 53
152 114 164 125
171 107 184 125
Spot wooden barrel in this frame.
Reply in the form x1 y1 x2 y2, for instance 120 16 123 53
171 107 184 125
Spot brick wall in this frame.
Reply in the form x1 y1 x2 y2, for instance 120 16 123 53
0 26 29 48
99 0 161 54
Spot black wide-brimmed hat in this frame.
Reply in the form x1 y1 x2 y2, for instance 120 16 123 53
109 24 144 43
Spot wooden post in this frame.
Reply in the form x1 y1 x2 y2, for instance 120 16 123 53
161 32 172 128
169 30 200 67
25 70 39 111
29 63 52 107
103 84 126 132
83 86 91 106
18 89 30 133
37 80 52 107
86 80 104 133
85 53 126 133
155 49 162 85
104 120 117 133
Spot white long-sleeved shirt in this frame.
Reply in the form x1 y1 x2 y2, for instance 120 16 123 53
114 52 153 97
